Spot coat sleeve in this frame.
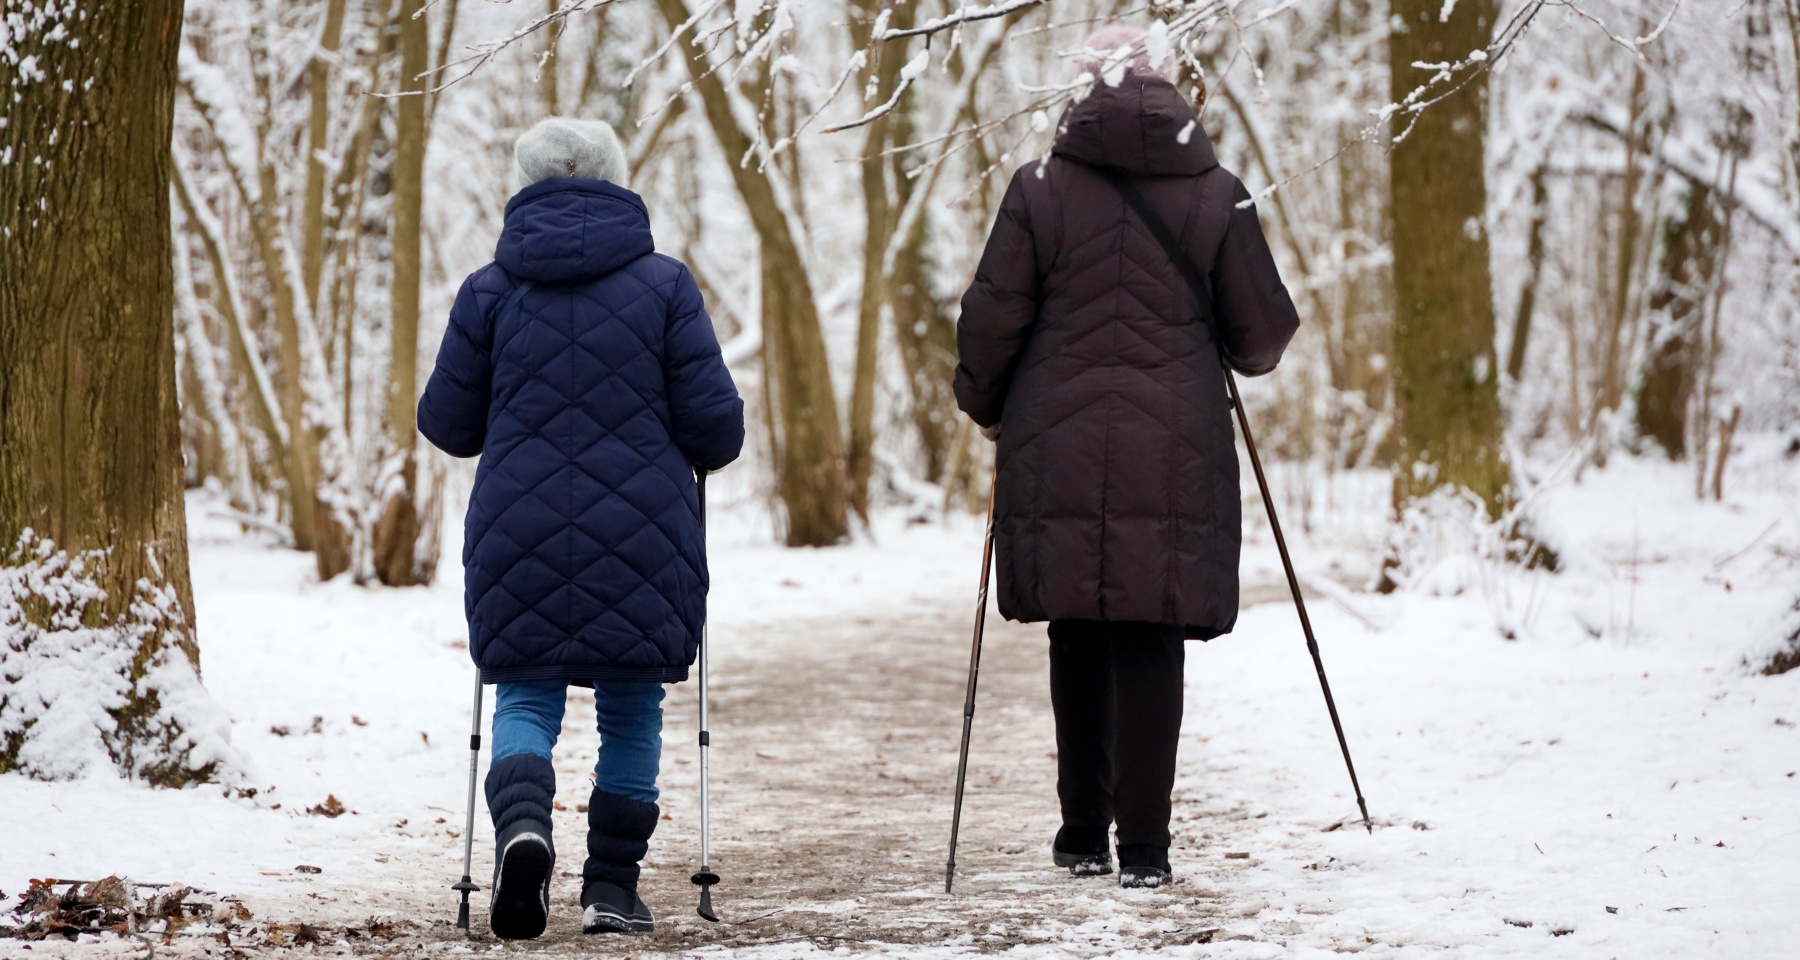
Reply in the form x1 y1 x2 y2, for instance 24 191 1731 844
954 167 1041 428
1209 177 1300 376
416 275 492 458
664 265 746 472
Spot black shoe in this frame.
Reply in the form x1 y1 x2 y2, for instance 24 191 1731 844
581 879 654 933
489 820 554 939
1118 844 1173 889
1052 825 1113 877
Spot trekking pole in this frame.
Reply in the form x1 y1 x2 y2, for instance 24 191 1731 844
452 674 483 929
945 469 999 893
1224 369 1372 833
691 468 721 921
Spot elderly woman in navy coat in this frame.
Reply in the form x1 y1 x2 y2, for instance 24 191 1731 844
418 117 744 939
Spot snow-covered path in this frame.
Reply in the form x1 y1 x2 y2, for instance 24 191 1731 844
4 460 1798 957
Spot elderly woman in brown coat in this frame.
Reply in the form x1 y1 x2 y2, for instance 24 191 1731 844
954 29 1299 888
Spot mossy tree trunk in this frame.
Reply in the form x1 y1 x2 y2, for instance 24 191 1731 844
1 0 237 785
1387 0 1509 514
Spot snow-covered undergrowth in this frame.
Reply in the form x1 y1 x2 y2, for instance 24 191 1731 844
0 532 241 785
1175 442 1800 957
1 446 1796 956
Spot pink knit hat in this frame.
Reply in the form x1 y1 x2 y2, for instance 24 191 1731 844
1076 25 1173 82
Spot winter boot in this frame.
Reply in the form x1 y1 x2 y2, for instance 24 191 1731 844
484 753 557 939
580 787 659 934
1052 825 1113 877
1117 844 1173 889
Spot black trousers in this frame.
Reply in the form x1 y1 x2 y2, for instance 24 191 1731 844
1047 619 1185 848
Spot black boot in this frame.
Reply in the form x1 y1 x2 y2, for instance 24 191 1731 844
580 787 658 934
1052 825 1113 877
485 754 556 939
1118 844 1173 889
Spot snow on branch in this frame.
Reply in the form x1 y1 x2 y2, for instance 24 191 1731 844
1552 0 1686 61
821 49 930 134
1240 0 1551 210
421 0 632 96
877 0 1047 41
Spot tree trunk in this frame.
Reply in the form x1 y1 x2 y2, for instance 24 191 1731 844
844 0 916 519
540 0 561 116
1 0 238 785
247 15 327 557
1505 163 1549 384
1633 183 1721 459
373 0 435 585
302 0 350 307
886 91 961 487
1386 0 1509 513
1595 66 1648 433
179 50 350 576
656 0 847 546
889 221 961 484
171 163 293 495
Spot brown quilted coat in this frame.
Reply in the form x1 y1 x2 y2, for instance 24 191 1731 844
955 74 1299 639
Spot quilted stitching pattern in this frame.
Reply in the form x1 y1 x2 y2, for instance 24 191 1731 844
954 77 1299 639
419 178 745 685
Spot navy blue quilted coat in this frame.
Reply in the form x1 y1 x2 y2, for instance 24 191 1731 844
418 177 744 685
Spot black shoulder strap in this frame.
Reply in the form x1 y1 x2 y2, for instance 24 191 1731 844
1095 166 1218 337
495 279 537 327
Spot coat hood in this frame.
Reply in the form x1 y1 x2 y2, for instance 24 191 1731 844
496 178 654 283
1052 75 1217 177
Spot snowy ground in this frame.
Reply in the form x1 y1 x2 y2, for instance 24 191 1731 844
3 448 1798 957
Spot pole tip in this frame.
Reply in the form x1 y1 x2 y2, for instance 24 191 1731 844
944 862 956 894
693 871 720 922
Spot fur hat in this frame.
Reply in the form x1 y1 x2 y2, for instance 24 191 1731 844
514 117 629 187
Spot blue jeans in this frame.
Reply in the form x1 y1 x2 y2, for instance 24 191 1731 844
491 680 665 803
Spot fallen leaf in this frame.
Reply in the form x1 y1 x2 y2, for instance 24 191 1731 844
305 795 347 818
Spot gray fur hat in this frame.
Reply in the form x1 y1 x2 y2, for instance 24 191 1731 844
514 117 629 187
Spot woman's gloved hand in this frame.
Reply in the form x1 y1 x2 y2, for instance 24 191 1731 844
980 422 1002 443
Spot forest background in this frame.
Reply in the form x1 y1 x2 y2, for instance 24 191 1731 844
3 0 1799 786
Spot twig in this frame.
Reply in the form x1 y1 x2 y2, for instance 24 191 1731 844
1712 520 1779 571
1548 0 1685 60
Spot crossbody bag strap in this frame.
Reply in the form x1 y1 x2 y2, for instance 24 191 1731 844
1095 166 1219 340
494 278 537 329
